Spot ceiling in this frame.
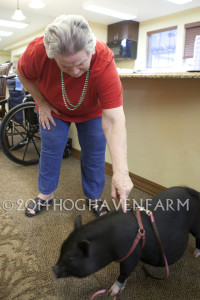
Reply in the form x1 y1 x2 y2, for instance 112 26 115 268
0 0 200 51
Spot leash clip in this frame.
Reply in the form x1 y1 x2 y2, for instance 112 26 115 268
145 210 155 222
145 209 152 216
136 206 145 212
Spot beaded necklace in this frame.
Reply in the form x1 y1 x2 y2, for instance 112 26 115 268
61 68 90 111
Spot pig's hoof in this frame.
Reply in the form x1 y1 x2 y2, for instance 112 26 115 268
108 280 126 296
193 248 200 257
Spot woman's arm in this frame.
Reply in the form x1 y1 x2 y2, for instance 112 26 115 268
16 67 60 129
102 106 133 212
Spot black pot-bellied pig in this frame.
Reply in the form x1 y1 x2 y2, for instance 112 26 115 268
52 186 200 297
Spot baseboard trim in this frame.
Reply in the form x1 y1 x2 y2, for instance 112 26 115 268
71 148 165 195
71 148 81 160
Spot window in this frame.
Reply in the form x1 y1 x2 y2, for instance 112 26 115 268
184 22 200 58
147 26 177 69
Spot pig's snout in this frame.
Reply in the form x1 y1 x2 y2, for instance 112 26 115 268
52 265 60 278
52 265 65 278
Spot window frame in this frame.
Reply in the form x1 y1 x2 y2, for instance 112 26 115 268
147 26 178 69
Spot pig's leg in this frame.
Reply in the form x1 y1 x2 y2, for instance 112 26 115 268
109 255 140 296
194 235 200 257
190 222 200 257
194 246 200 257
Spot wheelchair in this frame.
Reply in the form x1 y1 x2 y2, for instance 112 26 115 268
0 75 72 166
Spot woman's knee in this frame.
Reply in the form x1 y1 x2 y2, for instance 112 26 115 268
40 119 70 152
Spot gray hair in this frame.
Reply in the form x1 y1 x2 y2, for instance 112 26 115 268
44 15 96 58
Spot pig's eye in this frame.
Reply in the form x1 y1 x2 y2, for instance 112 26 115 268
67 256 74 262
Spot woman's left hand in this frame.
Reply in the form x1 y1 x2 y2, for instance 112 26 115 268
111 172 134 213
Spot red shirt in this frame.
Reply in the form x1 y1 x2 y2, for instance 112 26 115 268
17 37 123 122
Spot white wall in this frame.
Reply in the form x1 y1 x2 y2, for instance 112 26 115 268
0 50 11 65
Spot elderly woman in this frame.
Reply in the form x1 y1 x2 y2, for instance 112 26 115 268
17 15 133 217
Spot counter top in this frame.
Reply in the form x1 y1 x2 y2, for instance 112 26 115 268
119 71 200 79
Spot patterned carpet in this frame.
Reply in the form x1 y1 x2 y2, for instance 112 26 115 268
0 153 200 300
0 210 54 299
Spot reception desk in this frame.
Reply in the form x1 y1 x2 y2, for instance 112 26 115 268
118 72 200 193
70 72 200 194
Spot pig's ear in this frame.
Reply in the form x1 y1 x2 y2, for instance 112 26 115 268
78 240 90 257
74 215 82 230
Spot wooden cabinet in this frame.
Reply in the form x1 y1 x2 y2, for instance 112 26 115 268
107 20 139 42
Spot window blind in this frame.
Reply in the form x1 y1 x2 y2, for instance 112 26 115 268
184 22 200 58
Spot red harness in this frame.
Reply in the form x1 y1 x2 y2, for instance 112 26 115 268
117 209 145 263
117 207 169 280
90 208 170 300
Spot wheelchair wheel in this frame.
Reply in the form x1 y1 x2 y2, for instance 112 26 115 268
0 102 41 165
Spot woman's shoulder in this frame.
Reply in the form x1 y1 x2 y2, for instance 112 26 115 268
95 40 113 62
26 36 46 54
90 40 114 77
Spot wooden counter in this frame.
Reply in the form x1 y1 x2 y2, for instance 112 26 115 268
117 73 200 194
119 71 200 79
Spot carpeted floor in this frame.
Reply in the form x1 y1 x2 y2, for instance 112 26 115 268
0 151 200 300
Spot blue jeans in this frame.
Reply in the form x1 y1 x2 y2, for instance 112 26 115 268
38 116 106 199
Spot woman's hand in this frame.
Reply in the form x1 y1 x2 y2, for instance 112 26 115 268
111 172 134 213
16 68 60 130
38 101 60 130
